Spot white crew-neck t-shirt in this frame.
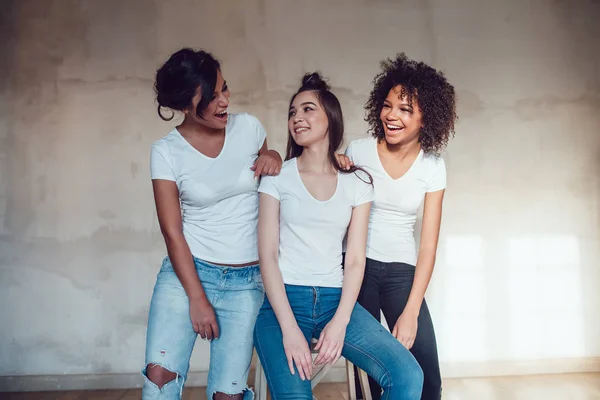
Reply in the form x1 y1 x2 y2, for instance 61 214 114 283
345 137 446 265
258 158 374 288
150 113 267 264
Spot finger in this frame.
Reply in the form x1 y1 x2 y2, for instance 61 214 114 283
193 323 201 335
319 341 336 365
205 324 213 341
333 345 343 365
392 325 398 338
400 336 410 349
254 158 266 178
286 351 295 375
197 324 206 339
314 333 324 351
211 320 220 339
294 354 306 380
268 163 277 176
407 340 415 350
302 350 313 379
324 343 338 364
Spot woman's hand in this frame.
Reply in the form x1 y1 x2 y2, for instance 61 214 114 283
190 297 220 341
282 325 313 380
392 310 418 350
314 317 347 366
335 153 354 170
252 150 282 177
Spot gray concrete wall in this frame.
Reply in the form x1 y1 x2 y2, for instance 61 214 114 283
1 0 599 385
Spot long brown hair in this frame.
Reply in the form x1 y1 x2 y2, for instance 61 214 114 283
286 72 372 183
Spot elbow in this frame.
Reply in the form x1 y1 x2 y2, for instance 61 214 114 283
161 227 185 247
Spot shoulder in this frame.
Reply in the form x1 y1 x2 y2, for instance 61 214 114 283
347 136 375 153
421 151 446 170
151 130 179 155
229 112 262 128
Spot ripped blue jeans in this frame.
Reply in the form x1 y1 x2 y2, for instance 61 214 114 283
142 257 264 399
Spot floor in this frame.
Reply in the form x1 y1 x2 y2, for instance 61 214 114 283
1 373 599 399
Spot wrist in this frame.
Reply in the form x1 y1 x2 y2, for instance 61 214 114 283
403 303 421 317
332 313 351 327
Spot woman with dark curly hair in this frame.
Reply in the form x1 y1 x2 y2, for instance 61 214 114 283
345 53 457 400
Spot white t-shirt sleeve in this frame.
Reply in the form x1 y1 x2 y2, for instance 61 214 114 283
247 114 267 149
258 175 280 201
344 140 355 161
427 156 447 192
150 142 176 181
353 171 374 207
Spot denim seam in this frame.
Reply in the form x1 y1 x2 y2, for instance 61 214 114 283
255 331 294 400
343 341 393 396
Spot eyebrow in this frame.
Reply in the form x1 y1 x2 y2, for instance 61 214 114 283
289 101 317 111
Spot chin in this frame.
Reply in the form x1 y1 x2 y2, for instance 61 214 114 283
384 133 404 145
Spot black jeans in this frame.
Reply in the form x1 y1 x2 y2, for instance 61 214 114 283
354 257 442 400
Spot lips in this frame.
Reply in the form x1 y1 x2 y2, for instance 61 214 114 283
214 110 228 120
294 127 310 134
386 123 404 131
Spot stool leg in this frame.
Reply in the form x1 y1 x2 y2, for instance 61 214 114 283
346 359 357 400
358 368 372 400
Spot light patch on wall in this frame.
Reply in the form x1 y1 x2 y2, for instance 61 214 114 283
507 235 584 359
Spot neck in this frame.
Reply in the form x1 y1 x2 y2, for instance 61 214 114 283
380 137 421 160
297 139 333 174
178 116 223 137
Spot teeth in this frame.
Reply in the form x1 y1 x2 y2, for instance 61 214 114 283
295 127 309 133
386 124 402 130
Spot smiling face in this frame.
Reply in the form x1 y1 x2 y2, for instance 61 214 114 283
184 69 230 130
288 90 330 148
379 85 423 146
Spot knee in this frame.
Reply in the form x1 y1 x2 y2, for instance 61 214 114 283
212 392 243 400
384 360 424 395
145 363 178 389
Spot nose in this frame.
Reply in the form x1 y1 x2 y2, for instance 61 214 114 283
218 92 229 107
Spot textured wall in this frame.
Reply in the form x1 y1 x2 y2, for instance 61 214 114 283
0 0 599 380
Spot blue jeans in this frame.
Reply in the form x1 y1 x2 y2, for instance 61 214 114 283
253 285 424 399
142 257 264 400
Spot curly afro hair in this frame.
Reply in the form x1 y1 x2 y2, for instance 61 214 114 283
365 53 457 155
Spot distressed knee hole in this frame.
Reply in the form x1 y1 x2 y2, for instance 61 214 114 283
145 363 178 389
212 390 247 400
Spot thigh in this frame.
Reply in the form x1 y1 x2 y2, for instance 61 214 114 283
342 304 423 399
253 296 313 400
207 267 265 395
144 257 197 378
356 258 382 321
379 263 414 326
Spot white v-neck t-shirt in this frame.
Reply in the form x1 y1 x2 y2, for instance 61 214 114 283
345 137 446 265
150 113 267 264
258 158 374 288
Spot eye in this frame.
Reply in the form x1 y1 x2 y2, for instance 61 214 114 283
382 103 391 108
401 107 413 113
288 110 296 118
303 106 313 112
223 84 229 92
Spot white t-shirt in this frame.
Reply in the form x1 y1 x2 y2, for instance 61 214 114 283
258 158 374 288
150 113 267 264
346 137 446 265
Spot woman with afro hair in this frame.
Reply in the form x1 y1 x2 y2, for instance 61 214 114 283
345 53 457 400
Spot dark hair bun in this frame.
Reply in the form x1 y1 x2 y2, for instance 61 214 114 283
300 72 330 91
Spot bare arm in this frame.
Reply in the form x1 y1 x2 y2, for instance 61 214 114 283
335 202 372 323
258 193 312 380
152 179 218 339
392 189 444 349
314 201 372 366
406 189 444 313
